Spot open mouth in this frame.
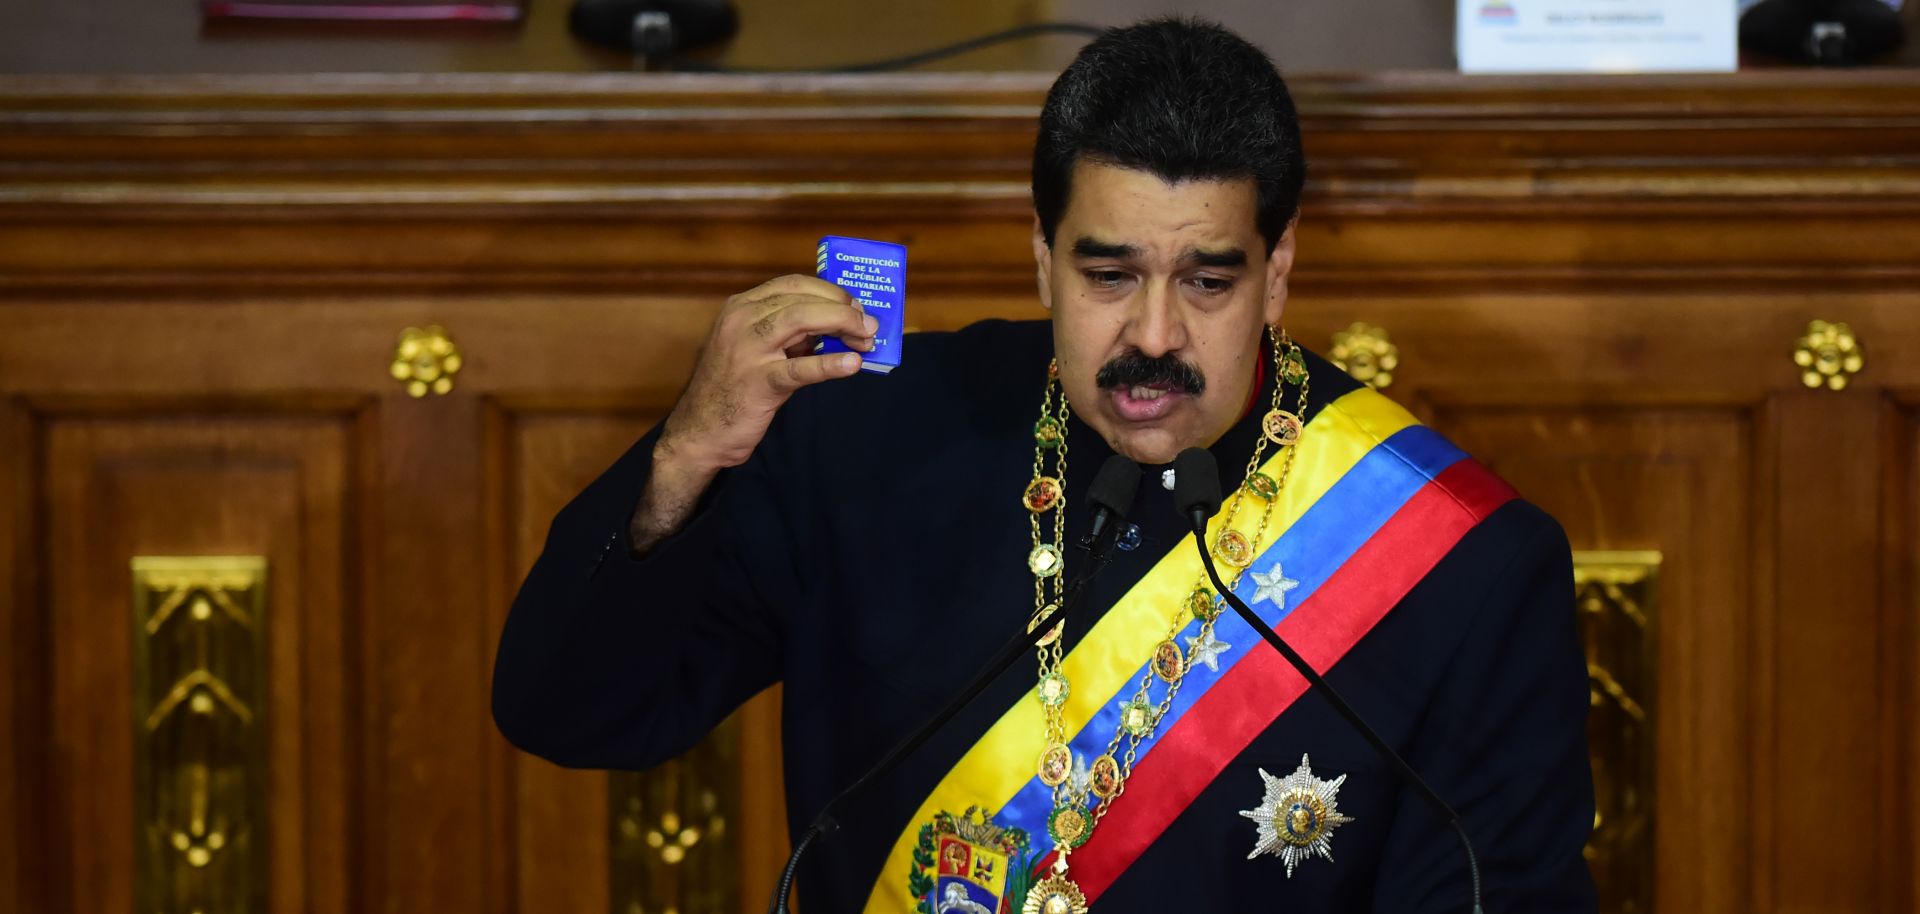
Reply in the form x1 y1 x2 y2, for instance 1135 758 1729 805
1095 351 1205 423
1111 383 1186 421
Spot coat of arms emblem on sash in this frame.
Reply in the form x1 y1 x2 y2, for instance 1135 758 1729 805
909 807 1037 914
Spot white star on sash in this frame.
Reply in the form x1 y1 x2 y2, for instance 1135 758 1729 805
1249 563 1300 610
1185 627 1231 672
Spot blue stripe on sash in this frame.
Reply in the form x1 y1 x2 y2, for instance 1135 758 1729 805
993 425 1468 853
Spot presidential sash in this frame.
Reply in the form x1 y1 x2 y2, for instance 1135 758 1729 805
871 386 1518 913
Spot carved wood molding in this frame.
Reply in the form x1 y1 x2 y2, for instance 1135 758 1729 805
1 71 1917 291
5 72 1918 192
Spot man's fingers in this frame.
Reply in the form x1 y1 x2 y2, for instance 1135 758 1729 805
739 274 853 306
783 339 824 360
750 299 878 352
767 352 862 393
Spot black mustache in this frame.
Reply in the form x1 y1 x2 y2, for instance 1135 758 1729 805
1095 352 1206 396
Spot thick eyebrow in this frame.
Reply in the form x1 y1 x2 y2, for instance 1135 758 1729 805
1070 237 1248 269
1071 237 1139 260
1180 247 1248 269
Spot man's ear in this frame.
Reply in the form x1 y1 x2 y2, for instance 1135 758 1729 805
1032 213 1054 311
1262 216 1299 327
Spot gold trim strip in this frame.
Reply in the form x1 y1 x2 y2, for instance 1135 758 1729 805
1572 550 1659 914
132 556 268 914
609 717 740 914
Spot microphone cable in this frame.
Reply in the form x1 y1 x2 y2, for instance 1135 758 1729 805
1171 447 1486 914
766 456 1141 914
674 22 1103 73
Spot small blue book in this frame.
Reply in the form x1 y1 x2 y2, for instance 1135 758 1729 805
813 235 905 374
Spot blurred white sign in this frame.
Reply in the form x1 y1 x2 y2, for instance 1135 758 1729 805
1458 0 1738 73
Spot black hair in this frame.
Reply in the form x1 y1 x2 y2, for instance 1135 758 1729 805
1032 17 1306 254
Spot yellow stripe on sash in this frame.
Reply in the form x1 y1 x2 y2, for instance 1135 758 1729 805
863 387 1418 913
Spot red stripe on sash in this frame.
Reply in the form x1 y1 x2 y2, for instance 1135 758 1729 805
1043 460 1518 901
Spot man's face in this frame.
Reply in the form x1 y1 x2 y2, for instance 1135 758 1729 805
1036 160 1295 465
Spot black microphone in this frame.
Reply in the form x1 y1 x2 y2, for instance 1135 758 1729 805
1085 455 1143 552
569 0 739 57
1172 446 1224 531
767 456 1142 914
1741 0 1906 65
1170 448 1487 914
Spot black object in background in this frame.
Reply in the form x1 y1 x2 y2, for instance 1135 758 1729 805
1741 0 1907 65
568 0 738 56
568 0 1102 72
765 456 1142 914
1169 447 1487 914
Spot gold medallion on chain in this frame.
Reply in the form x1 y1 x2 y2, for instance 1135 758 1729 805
1029 605 1064 648
1022 875 1089 914
1047 804 1091 848
1117 696 1159 738
1262 409 1304 447
1023 476 1065 513
1037 743 1073 787
1280 349 1309 386
1037 672 1070 707
1034 416 1066 448
1245 471 1280 501
1150 640 1185 683
1089 754 1122 799
1187 587 1222 623
1028 544 1063 578
1214 529 1254 568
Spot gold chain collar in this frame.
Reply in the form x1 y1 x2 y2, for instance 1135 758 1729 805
1019 328 1312 909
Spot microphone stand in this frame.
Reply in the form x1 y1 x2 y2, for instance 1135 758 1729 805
766 524 1126 914
1181 520 1485 914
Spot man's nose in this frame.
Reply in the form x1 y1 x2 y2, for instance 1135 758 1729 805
1124 281 1189 357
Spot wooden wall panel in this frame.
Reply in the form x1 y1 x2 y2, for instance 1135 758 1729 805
491 409 653 914
1886 395 1920 914
0 399 35 914
1278 291 1920 399
1765 394 1884 911
371 392 491 914
1427 407 1755 913
38 411 356 914
1299 283 1920 914
2 71 1917 914
484 403 790 914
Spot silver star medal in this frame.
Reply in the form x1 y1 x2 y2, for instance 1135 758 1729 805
1249 562 1299 610
1237 754 1354 876
1069 752 1092 796
1184 627 1231 672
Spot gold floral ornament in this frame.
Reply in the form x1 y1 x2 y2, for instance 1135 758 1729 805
1792 319 1864 391
1329 322 1399 390
642 809 706 865
390 325 463 397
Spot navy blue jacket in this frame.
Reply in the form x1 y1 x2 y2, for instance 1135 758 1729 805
491 319 1598 913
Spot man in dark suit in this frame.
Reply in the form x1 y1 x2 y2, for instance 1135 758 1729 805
492 17 1597 913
